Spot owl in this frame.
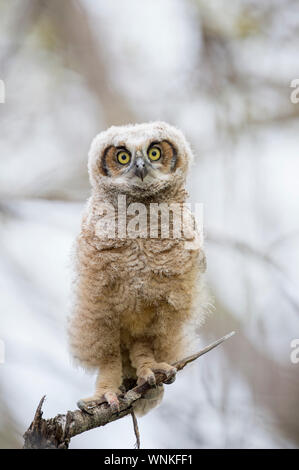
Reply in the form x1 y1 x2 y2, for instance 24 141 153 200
68 121 208 416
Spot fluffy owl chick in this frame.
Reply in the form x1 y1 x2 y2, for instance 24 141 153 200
68 121 208 416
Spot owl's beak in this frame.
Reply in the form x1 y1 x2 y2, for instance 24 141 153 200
134 157 148 181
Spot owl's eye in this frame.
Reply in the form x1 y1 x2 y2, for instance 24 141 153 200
117 150 131 165
148 146 161 161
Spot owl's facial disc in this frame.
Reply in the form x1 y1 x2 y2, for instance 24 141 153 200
99 139 181 193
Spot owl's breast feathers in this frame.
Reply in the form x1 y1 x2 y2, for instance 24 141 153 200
87 222 203 296
76 196 206 327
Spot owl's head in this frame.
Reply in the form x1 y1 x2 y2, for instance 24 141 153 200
88 121 194 200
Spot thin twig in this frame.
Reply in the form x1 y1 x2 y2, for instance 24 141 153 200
130 409 141 449
173 331 235 371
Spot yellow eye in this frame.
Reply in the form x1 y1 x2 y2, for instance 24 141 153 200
148 146 161 161
117 151 131 165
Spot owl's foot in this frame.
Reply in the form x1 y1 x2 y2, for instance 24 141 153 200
137 362 177 387
77 390 120 414
137 368 157 387
152 362 177 385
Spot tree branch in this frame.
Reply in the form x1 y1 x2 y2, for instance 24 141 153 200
23 331 235 449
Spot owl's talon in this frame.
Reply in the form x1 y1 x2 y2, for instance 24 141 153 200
147 373 156 386
153 365 177 385
104 392 120 413
77 399 101 414
110 400 120 413
77 391 120 414
163 373 176 384
137 363 177 387
137 370 156 387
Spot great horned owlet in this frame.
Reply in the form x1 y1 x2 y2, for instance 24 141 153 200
68 122 209 416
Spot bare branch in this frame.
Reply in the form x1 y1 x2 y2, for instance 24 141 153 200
23 332 235 449
173 331 235 371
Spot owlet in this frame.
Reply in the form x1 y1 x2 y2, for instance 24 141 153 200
68 122 208 416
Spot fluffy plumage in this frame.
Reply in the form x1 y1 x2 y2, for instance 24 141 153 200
68 121 209 416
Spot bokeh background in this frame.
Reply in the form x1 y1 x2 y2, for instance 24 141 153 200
1 0 299 449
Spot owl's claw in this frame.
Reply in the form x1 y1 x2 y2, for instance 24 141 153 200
163 372 176 384
137 363 177 387
104 391 120 413
137 373 156 387
77 399 102 414
152 364 177 385
145 373 156 386
77 391 120 414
